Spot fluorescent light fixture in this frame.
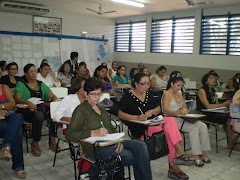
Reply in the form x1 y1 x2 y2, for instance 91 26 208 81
112 0 144 8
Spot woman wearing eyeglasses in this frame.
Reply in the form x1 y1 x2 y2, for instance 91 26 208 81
162 75 211 167
1 62 21 94
114 65 131 88
119 73 192 180
66 77 152 180
93 65 116 96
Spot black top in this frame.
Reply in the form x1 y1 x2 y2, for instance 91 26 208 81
0 75 21 88
196 85 216 111
119 90 159 138
64 59 78 74
21 80 43 99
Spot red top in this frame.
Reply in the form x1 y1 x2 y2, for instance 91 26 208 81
0 84 7 102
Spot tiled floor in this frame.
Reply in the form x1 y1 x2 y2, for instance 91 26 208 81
1 121 240 180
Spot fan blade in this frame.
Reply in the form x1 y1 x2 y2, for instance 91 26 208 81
103 11 117 14
86 8 98 13
196 1 215 5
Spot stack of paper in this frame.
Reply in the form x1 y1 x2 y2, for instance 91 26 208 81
27 97 43 105
207 107 227 111
84 132 125 143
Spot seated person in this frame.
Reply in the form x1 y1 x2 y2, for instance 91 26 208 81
138 62 144 72
118 73 191 180
0 60 8 76
72 65 87 79
129 68 138 82
14 64 58 156
57 62 74 87
212 72 221 92
37 59 49 73
79 61 91 78
196 72 236 150
53 77 86 134
1 62 21 94
162 75 211 167
227 73 240 91
66 77 152 180
114 65 131 88
37 63 61 88
140 67 151 77
108 61 118 81
150 66 168 91
0 83 26 178
93 65 116 96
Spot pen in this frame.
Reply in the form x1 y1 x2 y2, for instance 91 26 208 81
101 121 106 129
138 107 144 115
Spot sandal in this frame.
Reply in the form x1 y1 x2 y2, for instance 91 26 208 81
173 154 195 166
227 145 240 151
202 156 211 163
195 159 204 167
168 170 189 180
13 170 27 179
1 146 12 161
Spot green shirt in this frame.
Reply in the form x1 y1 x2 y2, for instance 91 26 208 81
114 74 131 84
14 80 50 101
65 100 117 157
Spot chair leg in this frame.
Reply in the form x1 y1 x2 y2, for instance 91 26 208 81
128 166 131 180
215 125 218 153
183 133 186 152
229 133 240 158
53 138 60 167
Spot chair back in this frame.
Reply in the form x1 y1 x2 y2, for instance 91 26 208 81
99 93 110 102
50 101 62 120
50 87 68 99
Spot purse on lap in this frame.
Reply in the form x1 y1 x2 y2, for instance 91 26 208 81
145 124 169 160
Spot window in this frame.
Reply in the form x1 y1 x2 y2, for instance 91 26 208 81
200 14 240 55
114 21 146 52
151 17 195 54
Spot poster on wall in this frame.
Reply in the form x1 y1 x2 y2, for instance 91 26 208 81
33 16 62 35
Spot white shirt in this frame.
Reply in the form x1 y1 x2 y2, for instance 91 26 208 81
53 93 81 122
37 73 61 88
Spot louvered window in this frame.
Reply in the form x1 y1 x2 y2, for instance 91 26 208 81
115 21 146 52
200 14 240 55
151 17 195 54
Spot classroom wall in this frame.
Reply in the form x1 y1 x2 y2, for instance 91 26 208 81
0 9 115 55
114 5 240 82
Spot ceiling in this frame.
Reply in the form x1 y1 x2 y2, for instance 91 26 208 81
1 0 240 18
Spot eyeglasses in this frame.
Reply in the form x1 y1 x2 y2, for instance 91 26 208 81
9 68 18 71
139 82 150 87
88 92 102 97
119 69 126 71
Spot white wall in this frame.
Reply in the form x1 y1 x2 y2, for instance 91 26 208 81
0 9 115 56
114 5 240 71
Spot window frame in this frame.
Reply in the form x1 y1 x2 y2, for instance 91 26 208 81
114 20 147 53
151 16 195 54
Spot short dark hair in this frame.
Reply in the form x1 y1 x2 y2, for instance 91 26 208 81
130 68 138 79
112 61 117 66
201 72 215 86
70 52 78 60
166 76 185 90
23 64 35 82
84 77 103 93
79 61 86 66
70 76 87 94
0 60 6 70
116 65 126 76
6 62 18 70
41 59 48 64
40 63 50 69
60 62 72 74
156 66 167 74
169 71 182 79
131 73 149 88
93 65 108 78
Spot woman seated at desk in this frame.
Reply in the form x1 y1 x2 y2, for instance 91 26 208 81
114 65 131 88
37 63 61 88
119 73 192 180
162 75 211 167
197 73 238 150
0 82 26 178
53 76 86 134
1 62 21 94
57 62 74 88
93 65 116 96
227 73 240 91
14 64 58 156
66 77 152 180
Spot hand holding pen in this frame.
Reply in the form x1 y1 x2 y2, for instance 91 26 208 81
138 107 147 121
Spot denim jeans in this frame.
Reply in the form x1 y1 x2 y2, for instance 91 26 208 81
88 140 152 180
0 112 24 170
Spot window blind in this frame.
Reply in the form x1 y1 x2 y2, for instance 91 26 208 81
115 21 146 52
151 17 195 54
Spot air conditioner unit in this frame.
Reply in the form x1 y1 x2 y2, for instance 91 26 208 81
0 1 49 15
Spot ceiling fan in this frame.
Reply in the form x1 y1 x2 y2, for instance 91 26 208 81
185 0 215 6
86 4 116 15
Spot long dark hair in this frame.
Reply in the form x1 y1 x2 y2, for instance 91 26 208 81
131 73 149 88
166 76 185 90
84 77 103 93
93 65 110 81
116 65 126 76
69 76 86 94
60 62 73 76
130 68 138 80
201 72 216 94
156 66 167 74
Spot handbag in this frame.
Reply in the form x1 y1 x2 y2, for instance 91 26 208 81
88 142 125 180
145 124 169 160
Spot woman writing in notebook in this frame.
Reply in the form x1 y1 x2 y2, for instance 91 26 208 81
197 72 238 150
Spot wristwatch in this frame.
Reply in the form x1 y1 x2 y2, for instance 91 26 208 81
1 104 4 109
